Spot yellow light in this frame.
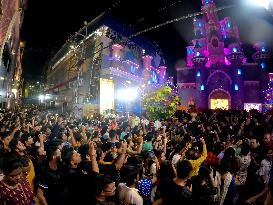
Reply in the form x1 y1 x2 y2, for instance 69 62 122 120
210 99 229 110
100 78 114 114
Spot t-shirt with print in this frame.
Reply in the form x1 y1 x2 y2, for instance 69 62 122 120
0 176 34 205
38 163 62 205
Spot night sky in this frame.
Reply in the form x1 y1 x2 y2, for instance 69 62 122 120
20 0 273 81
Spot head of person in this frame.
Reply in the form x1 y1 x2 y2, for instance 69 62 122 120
198 165 211 180
47 145 61 162
240 144 250 156
145 132 153 142
94 146 102 160
263 132 271 145
186 147 199 160
9 138 26 156
176 160 192 180
94 175 116 200
0 131 11 148
78 144 91 161
45 126 52 135
120 165 139 187
158 160 176 181
109 129 116 140
266 147 273 160
2 155 22 186
223 147 236 161
61 146 81 168
21 133 34 147
218 161 230 174
250 137 259 149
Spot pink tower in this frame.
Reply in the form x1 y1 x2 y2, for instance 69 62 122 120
142 55 153 81
111 44 123 59
201 0 225 64
158 65 167 83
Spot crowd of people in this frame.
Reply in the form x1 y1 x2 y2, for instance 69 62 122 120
0 106 273 205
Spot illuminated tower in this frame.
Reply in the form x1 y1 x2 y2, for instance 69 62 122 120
142 55 153 82
201 0 225 64
252 42 270 104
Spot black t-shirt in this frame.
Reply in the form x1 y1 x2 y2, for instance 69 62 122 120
61 168 98 205
161 179 192 205
191 176 217 205
99 163 117 181
38 163 62 205
247 147 264 178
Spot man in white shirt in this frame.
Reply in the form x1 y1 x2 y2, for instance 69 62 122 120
118 183 143 205
118 165 143 205
257 148 273 183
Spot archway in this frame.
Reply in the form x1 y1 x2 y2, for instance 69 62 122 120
208 89 231 110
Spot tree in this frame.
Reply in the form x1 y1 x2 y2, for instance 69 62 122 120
142 86 181 120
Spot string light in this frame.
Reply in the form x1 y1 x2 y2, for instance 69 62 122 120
127 4 235 39
133 0 184 26
52 4 235 71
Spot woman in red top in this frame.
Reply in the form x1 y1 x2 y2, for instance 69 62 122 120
0 155 34 205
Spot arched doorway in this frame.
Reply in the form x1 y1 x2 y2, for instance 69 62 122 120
208 89 231 110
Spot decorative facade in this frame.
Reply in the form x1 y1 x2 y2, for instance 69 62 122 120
177 0 271 111
0 0 27 108
46 14 168 114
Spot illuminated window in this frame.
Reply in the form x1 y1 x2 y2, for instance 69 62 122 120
201 85 205 91
234 84 239 91
196 52 201 57
210 99 229 110
227 21 231 28
196 70 201 77
187 48 194 55
237 69 242 75
130 64 135 74
261 62 266 69
152 71 158 83
232 47 238 53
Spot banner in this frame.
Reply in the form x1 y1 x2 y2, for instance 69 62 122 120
100 78 114 114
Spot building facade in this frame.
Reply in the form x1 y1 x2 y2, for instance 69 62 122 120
0 0 27 108
46 14 168 114
177 0 271 111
